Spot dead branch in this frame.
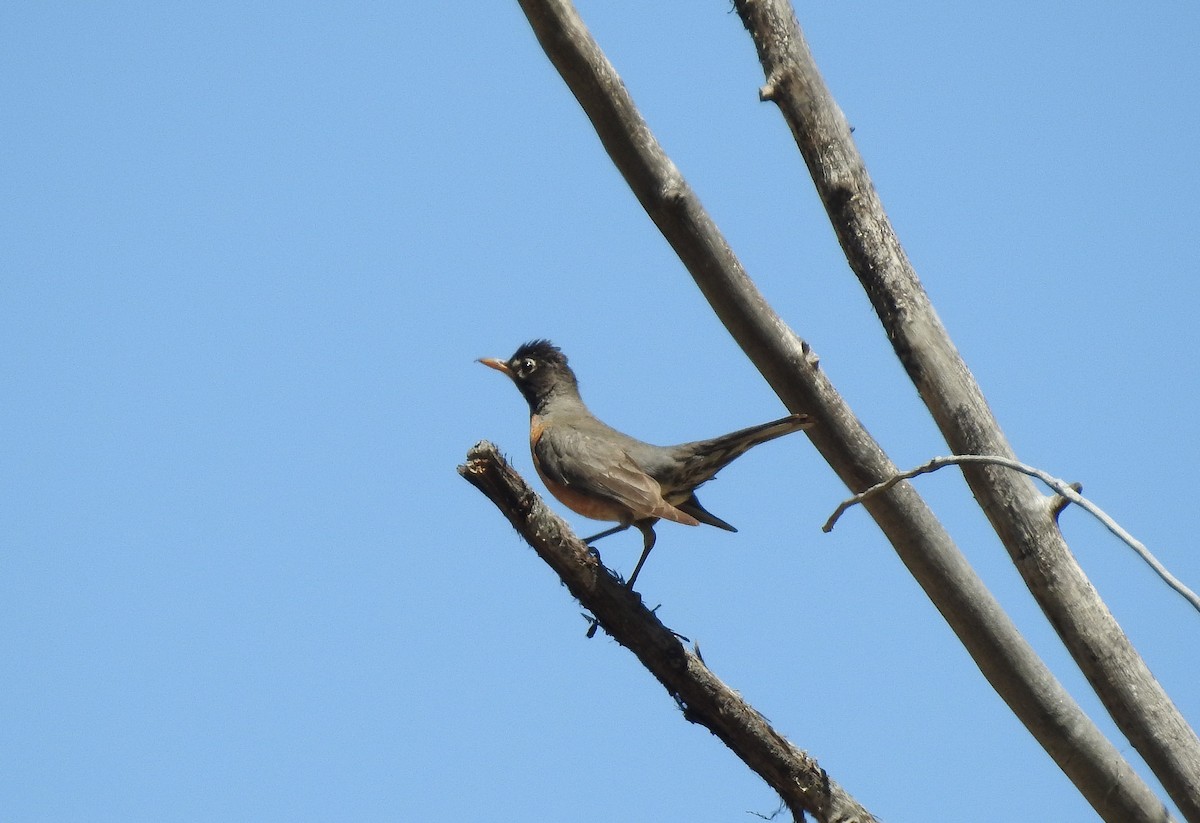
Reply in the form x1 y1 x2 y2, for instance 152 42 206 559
732 0 1200 814
458 441 878 823
508 0 1176 819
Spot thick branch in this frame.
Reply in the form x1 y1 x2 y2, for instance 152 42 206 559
510 0 1174 819
731 1 1200 816
458 442 878 823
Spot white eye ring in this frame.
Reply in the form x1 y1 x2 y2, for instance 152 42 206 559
519 358 537 375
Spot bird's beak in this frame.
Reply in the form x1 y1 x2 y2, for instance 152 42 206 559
477 357 513 377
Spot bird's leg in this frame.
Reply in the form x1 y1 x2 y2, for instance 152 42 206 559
582 523 630 545
625 521 658 590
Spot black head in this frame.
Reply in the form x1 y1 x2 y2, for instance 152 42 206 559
478 339 580 412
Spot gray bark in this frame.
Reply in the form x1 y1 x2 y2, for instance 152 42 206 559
503 0 1179 819
732 1 1200 818
459 442 879 823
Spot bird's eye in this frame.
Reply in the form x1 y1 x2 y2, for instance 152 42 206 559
518 358 537 376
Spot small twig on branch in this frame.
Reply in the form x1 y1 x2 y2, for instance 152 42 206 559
825 455 1200 614
458 441 878 823
733 1 1200 812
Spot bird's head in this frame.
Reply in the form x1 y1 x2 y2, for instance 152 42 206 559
478 339 580 412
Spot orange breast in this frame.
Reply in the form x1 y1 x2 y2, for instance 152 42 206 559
530 414 627 523
535 464 628 522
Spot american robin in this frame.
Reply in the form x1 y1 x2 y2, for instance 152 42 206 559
479 340 813 588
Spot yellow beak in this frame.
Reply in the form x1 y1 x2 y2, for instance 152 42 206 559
477 357 513 377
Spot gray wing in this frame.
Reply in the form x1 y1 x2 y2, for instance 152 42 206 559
535 424 692 524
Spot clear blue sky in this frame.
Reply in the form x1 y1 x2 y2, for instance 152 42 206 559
3 3 1198 821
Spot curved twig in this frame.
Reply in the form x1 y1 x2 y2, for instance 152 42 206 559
825 455 1200 615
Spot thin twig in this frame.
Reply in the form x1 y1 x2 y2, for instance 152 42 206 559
825 455 1200 614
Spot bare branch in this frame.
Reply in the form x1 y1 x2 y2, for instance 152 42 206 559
509 1 1176 820
824 455 1200 614
733 0 1200 814
458 442 879 823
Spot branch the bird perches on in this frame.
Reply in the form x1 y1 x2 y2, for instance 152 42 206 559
458 440 880 823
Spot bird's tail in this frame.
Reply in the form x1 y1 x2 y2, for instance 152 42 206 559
663 413 813 532
690 413 814 468
676 492 738 532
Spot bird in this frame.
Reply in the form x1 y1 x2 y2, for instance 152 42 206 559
478 340 813 588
